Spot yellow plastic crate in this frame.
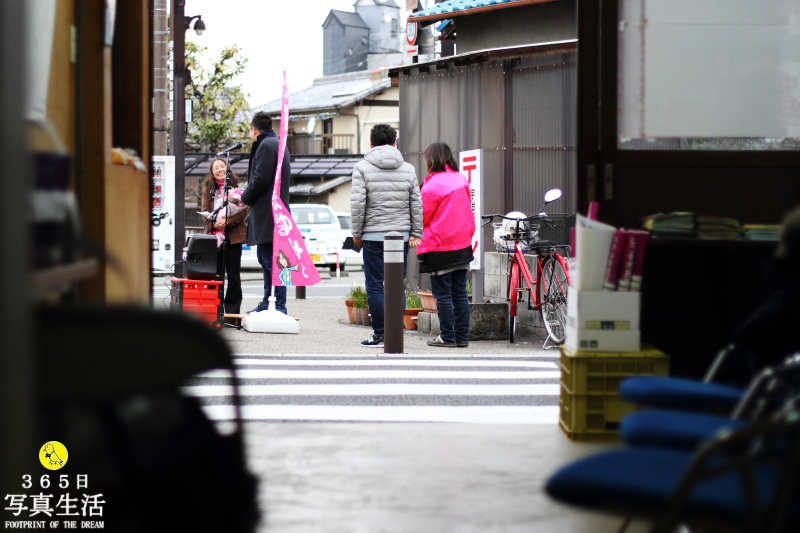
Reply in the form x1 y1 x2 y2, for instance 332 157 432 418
559 345 669 395
559 387 633 441
558 345 669 441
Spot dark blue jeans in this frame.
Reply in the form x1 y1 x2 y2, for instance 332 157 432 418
430 269 470 344
256 241 287 314
362 239 409 337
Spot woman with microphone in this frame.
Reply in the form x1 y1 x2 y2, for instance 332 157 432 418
202 158 248 315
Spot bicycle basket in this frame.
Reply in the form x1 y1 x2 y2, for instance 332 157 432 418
526 214 576 251
493 213 530 253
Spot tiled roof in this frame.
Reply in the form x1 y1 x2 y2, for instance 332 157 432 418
252 71 392 116
185 154 361 181
326 10 369 29
409 0 552 23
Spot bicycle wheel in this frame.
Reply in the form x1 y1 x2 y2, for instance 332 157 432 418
538 255 569 344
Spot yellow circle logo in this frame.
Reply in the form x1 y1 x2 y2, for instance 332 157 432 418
39 441 68 470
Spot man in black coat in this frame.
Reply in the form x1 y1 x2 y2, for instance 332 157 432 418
241 111 291 314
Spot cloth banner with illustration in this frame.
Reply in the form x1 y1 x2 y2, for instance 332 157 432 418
271 72 321 288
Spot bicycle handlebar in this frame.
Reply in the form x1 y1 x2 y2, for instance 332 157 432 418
481 213 558 228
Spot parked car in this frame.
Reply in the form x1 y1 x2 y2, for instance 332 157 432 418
240 243 260 270
240 204 347 271
335 211 363 268
292 204 347 271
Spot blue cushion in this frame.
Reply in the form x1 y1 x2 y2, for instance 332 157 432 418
620 410 751 450
620 376 744 412
545 449 779 521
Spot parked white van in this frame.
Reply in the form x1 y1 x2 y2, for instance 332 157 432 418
291 203 347 271
240 204 346 271
335 211 363 267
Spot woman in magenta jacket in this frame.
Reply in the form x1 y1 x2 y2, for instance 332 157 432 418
417 142 476 347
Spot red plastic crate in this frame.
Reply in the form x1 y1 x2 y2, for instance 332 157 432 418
183 302 219 313
170 278 223 327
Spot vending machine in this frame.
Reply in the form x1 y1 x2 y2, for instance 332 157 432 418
151 155 176 272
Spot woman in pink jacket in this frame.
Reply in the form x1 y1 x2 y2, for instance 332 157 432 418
418 142 476 347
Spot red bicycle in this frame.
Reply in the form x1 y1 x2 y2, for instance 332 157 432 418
482 191 572 347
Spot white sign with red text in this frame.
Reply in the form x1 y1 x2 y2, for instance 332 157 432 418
405 20 419 56
459 149 483 270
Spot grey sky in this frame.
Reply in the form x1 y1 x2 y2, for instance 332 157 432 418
184 0 412 108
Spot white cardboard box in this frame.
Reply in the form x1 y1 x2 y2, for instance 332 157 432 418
565 290 641 352
567 290 641 332
566 324 641 352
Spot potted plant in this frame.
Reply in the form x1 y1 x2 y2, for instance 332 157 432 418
404 289 423 330
357 301 372 327
345 283 367 324
418 290 437 313
352 298 367 325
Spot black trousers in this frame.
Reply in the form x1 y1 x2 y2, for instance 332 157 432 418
216 240 243 314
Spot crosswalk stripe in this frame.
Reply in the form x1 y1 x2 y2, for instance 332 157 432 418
200 405 559 424
183 384 560 397
233 352 561 359
231 358 557 368
188 355 562 424
197 369 562 379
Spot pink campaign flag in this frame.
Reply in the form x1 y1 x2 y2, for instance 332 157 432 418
271 72 322 288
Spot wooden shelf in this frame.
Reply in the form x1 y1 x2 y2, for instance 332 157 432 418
33 259 98 295
648 238 778 248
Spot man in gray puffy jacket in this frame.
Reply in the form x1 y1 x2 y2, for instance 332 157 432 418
351 124 422 348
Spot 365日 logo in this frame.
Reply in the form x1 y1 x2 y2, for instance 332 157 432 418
3 442 105 529
39 442 68 471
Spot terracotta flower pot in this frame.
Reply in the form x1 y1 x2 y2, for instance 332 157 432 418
358 307 372 327
418 291 437 313
403 307 422 330
345 299 356 324
354 305 364 325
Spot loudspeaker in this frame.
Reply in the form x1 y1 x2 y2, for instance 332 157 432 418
184 234 218 280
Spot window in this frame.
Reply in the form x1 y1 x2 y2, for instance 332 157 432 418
337 215 351 229
617 1 800 150
293 207 335 225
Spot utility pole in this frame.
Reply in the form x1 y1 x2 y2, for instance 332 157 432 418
171 0 186 263
153 0 169 155
412 1 420 64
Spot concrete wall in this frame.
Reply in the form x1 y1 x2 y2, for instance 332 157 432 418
356 2 402 53
324 19 371 76
484 252 548 341
323 20 344 76
455 1 576 54
331 87 401 154
328 181 353 213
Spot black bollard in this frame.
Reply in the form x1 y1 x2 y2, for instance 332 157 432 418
296 286 306 299
383 232 404 354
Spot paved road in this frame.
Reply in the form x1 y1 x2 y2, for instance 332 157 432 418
182 352 561 425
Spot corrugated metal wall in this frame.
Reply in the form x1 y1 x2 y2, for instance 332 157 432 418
512 52 577 217
398 50 576 218
397 49 576 291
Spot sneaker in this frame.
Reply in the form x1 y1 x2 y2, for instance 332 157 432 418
247 302 268 314
427 335 457 348
361 334 384 348
456 341 469 348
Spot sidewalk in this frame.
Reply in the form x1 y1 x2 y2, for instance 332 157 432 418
224 296 552 356
218 297 647 532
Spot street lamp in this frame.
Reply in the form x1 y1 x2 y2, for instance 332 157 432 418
185 15 205 35
171 2 205 265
